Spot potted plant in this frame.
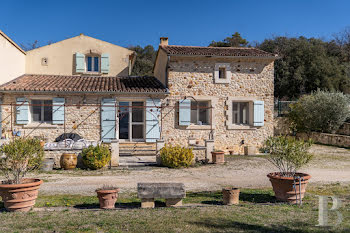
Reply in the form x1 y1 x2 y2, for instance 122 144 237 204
0 137 44 212
96 185 120 209
211 149 225 164
260 136 313 204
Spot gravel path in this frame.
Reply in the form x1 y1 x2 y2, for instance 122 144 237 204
23 145 350 195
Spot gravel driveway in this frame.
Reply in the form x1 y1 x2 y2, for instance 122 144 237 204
21 145 350 195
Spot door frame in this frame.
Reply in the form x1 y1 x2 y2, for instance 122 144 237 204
118 99 146 142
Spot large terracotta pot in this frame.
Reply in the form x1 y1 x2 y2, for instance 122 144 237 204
267 172 311 204
60 153 77 170
96 188 120 209
211 151 225 164
0 178 43 212
222 187 240 205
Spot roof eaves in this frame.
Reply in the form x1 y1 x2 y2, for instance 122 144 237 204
0 30 26 55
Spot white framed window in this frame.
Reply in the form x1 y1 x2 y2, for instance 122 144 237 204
31 100 53 123
226 97 265 129
190 101 210 125
214 63 231 84
86 56 100 72
232 102 250 125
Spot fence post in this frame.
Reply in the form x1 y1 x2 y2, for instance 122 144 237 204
156 139 165 165
205 139 214 163
110 139 119 167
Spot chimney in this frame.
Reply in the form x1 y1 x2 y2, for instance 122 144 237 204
160 37 168 46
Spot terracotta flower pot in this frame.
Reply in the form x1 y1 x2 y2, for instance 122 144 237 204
211 151 225 164
0 178 43 212
267 172 311 204
96 188 120 209
60 153 77 170
222 187 240 205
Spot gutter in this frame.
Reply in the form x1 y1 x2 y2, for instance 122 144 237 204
0 90 170 95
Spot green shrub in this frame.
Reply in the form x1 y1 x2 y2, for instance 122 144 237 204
0 137 44 184
288 90 350 133
160 144 194 168
82 145 111 170
260 136 313 177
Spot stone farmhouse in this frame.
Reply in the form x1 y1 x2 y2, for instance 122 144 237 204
0 30 277 164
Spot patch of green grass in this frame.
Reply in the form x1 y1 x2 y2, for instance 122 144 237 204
0 185 349 232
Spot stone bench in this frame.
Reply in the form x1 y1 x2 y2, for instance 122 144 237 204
137 183 186 208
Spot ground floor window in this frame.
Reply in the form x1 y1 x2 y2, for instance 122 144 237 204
190 101 210 125
119 101 145 141
232 102 250 125
31 100 53 123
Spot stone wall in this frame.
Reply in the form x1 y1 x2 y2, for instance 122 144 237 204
297 132 350 148
1 94 102 142
161 56 275 154
336 123 350 136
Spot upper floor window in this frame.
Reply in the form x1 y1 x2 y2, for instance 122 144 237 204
219 67 226 79
75 52 109 74
214 63 231 84
86 56 100 72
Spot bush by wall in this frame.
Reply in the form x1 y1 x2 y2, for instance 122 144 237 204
160 144 194 168
288 90 350 133
82 145 111 170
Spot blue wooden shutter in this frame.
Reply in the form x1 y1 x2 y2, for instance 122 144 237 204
145 99 161 142
101 53 110 73
179 99 191 126
253 100 264 126
75 52 85 73
16 97 29 125
52 97 65 124
101 98 116 142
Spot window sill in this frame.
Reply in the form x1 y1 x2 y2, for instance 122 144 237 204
81 72 102 75
226 124 256 130
23 123 58 129
214 79 230 84
187 125 213 130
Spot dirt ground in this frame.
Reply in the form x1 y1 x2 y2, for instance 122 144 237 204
20 144 350 195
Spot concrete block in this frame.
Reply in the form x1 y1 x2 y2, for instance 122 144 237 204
141 198 155 208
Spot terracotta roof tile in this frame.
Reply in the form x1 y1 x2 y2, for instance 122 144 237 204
0 75 167 93
160 45 277 58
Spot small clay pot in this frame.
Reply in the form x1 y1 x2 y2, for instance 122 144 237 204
211 151 225 164
96 188 120 209
222 187 240 205
60 153 77 170
0 178 43 212
267 172 311 204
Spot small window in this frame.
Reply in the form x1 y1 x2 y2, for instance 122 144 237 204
32 100 53 123
86 56 100 72
232 102 249 125
219 67 226 79
190 101 210 125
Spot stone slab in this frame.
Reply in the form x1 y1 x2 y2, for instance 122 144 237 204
137 183 186 199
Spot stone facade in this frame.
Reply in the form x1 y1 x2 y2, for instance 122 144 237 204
1 94 102 142
160 56 275 154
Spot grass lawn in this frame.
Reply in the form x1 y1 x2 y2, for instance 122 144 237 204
0 184 349 232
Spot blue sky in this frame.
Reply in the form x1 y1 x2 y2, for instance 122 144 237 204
1 0 350 49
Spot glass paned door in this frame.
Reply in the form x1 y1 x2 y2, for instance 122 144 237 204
118 101 145 141
119 102 129 140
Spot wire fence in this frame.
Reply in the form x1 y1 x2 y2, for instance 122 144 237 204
274 100 296 117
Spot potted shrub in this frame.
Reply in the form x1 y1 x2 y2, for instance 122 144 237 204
96 185 120 209
211 149 225 164
260 136 313 204
82 145 111 170
0 137 44 212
